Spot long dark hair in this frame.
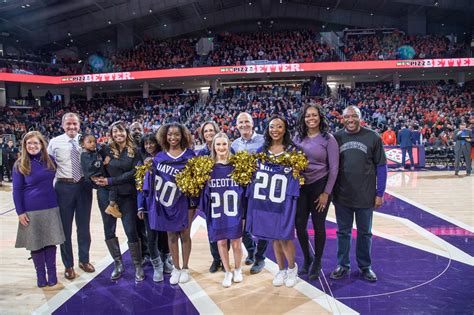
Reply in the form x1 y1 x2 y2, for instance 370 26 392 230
108 121 136 159
263 115 293 152
141 132 161 158
296 103 329 141
157 122 192 152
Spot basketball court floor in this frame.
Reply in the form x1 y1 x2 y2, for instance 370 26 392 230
0 170 473 314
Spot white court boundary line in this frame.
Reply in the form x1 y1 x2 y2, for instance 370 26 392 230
324 212 458 299
263 259 358 315
386 189 474 233
179 216 223 315
33 242 127 315
33 217 223 315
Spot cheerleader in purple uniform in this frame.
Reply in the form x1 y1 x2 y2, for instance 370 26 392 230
152 123 196 285
199 133 244 287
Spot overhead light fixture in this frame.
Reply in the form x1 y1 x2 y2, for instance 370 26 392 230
370 12 374 16
248 2 252 5
70 39 73 42
107 39 111 43
67 32 71 36
149 8 152 13
163 24 167 27
108 20 112 24
78 60 82 64
434 1 439 6
203 17 207 20
26 3 30 7
326 7 330 10
21 5 26 8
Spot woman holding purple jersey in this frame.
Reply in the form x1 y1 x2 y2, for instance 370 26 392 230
13 131 65 288
294 103 339 280
154 123 196 285
255 116 300 288
199 132 244 288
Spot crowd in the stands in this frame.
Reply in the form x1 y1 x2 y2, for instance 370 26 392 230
343 31 467 61
1 29 468 76
2 82 470 153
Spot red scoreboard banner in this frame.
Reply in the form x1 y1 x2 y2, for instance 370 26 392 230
0 58 473 85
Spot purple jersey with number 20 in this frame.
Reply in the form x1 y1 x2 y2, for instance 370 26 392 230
199 164 244 242
246 161 300 240
143 149 195 232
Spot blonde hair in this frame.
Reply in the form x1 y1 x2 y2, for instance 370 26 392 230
210 132 232 162
15 131 56 176
108 121 136 159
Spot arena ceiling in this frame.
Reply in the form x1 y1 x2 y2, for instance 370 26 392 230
0 0 472 51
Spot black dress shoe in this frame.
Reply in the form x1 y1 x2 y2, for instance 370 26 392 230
361 268 377 282
308 259 321 280
299 256 313 275
245 254 255 266
250 259 265 274
209 260 222 273
329 266 350 280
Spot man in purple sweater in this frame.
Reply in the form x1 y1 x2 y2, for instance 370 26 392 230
330 106 387 282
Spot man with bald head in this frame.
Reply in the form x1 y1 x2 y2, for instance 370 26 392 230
231 112 268 274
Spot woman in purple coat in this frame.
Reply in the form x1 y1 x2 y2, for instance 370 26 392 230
13 131 65 287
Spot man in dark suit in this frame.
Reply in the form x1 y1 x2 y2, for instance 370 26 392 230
397 125 415 170
453 122 472 176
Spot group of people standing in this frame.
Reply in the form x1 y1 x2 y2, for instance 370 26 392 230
12 103 387 290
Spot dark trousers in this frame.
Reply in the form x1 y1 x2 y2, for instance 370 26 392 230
143 212 169 259
401 146 414 167
242 232 268 262
5 159 14 180
455 145 472 173
55 180 93 268
295 177 330 262
97 188 138 243
137 217 150 257
334 202 373 269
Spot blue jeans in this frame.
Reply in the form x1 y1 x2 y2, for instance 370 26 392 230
334 202 373 270
401 146 414 167
55 180 93 268
97 188 138 243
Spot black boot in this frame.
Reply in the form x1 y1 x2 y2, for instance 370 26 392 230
105 237 124 281
128 241 145 282
308 257 321 280
299 256 313 275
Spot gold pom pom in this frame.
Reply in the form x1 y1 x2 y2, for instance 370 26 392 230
176 156 215 197
229 151 258 186
135 159 153 191
256 150 308 185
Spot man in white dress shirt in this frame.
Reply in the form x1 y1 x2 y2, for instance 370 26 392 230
48 113 95 280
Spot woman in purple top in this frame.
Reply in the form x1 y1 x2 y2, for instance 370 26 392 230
13 131 65 288
294 103 339 280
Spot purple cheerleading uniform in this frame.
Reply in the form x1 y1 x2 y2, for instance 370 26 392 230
143 149 195 232
199 164 244 242
246 160 300 240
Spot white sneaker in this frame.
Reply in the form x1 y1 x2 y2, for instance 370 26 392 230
170 268 181 285
233 268 243 283
272 270 287 287
222 271 233 288
285 263 298 287
179 268 190 283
